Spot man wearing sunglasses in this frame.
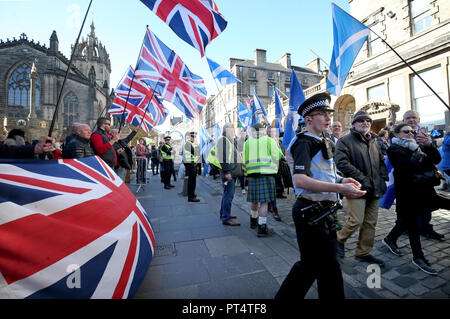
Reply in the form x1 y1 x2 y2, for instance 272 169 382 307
334 110 389 267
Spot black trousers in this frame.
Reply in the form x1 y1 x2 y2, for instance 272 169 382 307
185 163 197 199
386 213 424 259
275 198 345 300
162 160 173 186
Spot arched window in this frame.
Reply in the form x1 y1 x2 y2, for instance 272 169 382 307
8 63 41 108
63 92 79 128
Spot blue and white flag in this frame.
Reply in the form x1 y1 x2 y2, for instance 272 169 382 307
200 125 211 156
207 57 241 86
238 101 251 129
379 156 396 209
274 90 285 135
251 94 268 127
282 70 305 150
215 123 221 141
327 3 370 97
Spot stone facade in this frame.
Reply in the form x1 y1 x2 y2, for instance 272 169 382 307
0 24 113 141
340 0 450 132
202 49 323 131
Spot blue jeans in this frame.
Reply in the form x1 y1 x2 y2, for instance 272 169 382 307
220 177 236 222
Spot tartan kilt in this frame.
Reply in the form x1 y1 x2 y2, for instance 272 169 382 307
247 176 276 203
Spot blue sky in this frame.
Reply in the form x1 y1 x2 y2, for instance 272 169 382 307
0 0 350 121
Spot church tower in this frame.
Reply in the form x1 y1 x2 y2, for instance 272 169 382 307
72 21 111 91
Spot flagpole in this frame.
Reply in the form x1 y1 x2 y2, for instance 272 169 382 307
118 26 150 133
334 3 450 111
48 0 94 137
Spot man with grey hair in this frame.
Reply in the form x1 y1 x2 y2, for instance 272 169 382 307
217 123 242 225
403 110 444 241
63 124 94 159
331 121 343 144
335 110 388 266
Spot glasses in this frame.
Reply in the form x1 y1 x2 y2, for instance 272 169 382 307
400 130 414 134
355 119 371 123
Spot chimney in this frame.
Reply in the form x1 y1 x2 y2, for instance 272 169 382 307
255 49 266 66
306 58 321 73
278 53 291 69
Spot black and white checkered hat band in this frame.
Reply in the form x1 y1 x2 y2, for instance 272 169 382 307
302 100 330 116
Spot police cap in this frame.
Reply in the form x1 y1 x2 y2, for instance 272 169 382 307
297 92 334 118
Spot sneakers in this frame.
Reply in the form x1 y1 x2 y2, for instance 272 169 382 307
355 254 385 267
250 217 258 229
382 237 402 256
188 198 200 202
412 258 438 276
257 224 274 237
242 189 246 195
422 230 444 241
336 241 345 258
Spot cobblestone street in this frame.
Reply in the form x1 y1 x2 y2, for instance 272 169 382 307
201 175 450 299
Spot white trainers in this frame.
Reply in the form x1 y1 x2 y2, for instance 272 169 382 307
242 189 246 195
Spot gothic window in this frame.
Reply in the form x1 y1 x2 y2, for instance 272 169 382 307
63 92 80 128
8 63 41 108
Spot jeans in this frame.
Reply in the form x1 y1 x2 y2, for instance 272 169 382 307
220 177 236 223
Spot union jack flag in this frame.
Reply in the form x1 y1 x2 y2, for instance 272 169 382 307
140 0 228 57
0 157 155 299
108 66 169 134
135 27 207 120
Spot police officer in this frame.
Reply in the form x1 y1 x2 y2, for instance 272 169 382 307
184 131 200 202
275 93 366 300
160 136 175 190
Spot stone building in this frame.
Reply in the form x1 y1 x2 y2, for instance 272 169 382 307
0 22 113 141
202 49 323 132
330 0 450 132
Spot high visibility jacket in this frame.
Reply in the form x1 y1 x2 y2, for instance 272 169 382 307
243 135 283 175
206 147 221 169
183 141 199 163
160 143 174 160
206 136 233 169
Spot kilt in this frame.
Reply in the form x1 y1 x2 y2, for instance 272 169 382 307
247 176 276 203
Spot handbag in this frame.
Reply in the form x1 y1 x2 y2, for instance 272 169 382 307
412 166 443 187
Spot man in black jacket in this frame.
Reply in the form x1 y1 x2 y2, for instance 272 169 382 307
111 127 138 181
63 124 95 159
335 110 388 267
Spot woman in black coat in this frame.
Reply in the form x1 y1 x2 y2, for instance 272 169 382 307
382 123 445 275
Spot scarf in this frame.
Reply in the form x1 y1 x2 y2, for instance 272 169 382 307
391 137 420 152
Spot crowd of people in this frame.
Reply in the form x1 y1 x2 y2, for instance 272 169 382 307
1 96 450 300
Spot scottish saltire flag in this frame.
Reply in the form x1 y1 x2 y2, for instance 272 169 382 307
283 70 305 150
200 125 212 156
238 101 251 129
327 3 370 96
274 90 285 135
0 157 155 299
140 0 228 57
215 123 221 141
108 66 169 134
206 57 240 86
379 156 396 209
135 27 207 120
250 94 268 126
